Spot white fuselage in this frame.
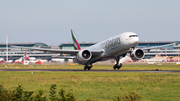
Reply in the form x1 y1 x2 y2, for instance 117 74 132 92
77 32 139 65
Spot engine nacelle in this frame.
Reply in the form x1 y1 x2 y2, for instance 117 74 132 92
130 48 144 61
76 49 92 62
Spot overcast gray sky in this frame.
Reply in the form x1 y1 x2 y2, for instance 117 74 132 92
0 0 180 45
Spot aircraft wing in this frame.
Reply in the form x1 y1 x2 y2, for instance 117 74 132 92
12 46 79 55
12 46 103 56
128 41 180 53
142 41 180 51
142 43 174 51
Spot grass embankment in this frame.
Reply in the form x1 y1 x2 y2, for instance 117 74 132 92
0 71 180 100
1 63 180 70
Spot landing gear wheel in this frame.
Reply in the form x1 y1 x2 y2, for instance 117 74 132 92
113 63 122 70
84 64 92 70
117 63 122 70
113 65 117 70
113 55 123 70
88 67 91 70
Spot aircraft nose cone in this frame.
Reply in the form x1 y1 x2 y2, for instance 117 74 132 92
134 37 139 46
130 37 139 47
135 37 139 44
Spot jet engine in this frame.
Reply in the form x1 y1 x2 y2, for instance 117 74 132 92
130 48 144 61
76 49 92 62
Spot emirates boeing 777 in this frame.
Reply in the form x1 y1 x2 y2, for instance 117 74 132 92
13 30 176 70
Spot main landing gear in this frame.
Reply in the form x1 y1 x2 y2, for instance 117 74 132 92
113 55 122 70
84 64 92 70
113 63 122 70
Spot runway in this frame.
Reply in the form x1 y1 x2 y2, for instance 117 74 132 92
0 69 180 73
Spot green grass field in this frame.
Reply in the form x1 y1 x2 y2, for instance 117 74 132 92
1 63 180 70
0 64 180 100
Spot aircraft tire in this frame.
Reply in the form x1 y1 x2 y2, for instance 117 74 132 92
84 65 92 70
87 66 92 70
113 65 116 70
84 67 87 70
117 63 122 69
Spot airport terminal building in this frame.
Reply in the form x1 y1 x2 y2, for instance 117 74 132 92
0 43 59 60
0 41 180 61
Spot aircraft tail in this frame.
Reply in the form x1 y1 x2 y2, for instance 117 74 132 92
71 29 81 50
26 53 30 60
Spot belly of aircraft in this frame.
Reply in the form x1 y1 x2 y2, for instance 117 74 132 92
106 44 129 56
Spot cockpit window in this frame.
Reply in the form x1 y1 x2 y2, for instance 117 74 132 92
129 35 138 38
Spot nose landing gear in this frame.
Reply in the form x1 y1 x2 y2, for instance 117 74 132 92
113 55 123 70
113 63 122 70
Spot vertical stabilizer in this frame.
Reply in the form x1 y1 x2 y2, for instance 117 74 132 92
71 29 81 50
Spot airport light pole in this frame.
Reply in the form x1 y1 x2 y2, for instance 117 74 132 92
178 49 179 62
6 33 8 63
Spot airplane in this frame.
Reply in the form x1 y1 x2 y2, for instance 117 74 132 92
14 57 23 64
0 58 6 63
13 52 47 64
12 29 178 70
25 53 48 64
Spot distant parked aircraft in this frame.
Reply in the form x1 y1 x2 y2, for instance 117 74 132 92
0 58 6 63
14 53 47 64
